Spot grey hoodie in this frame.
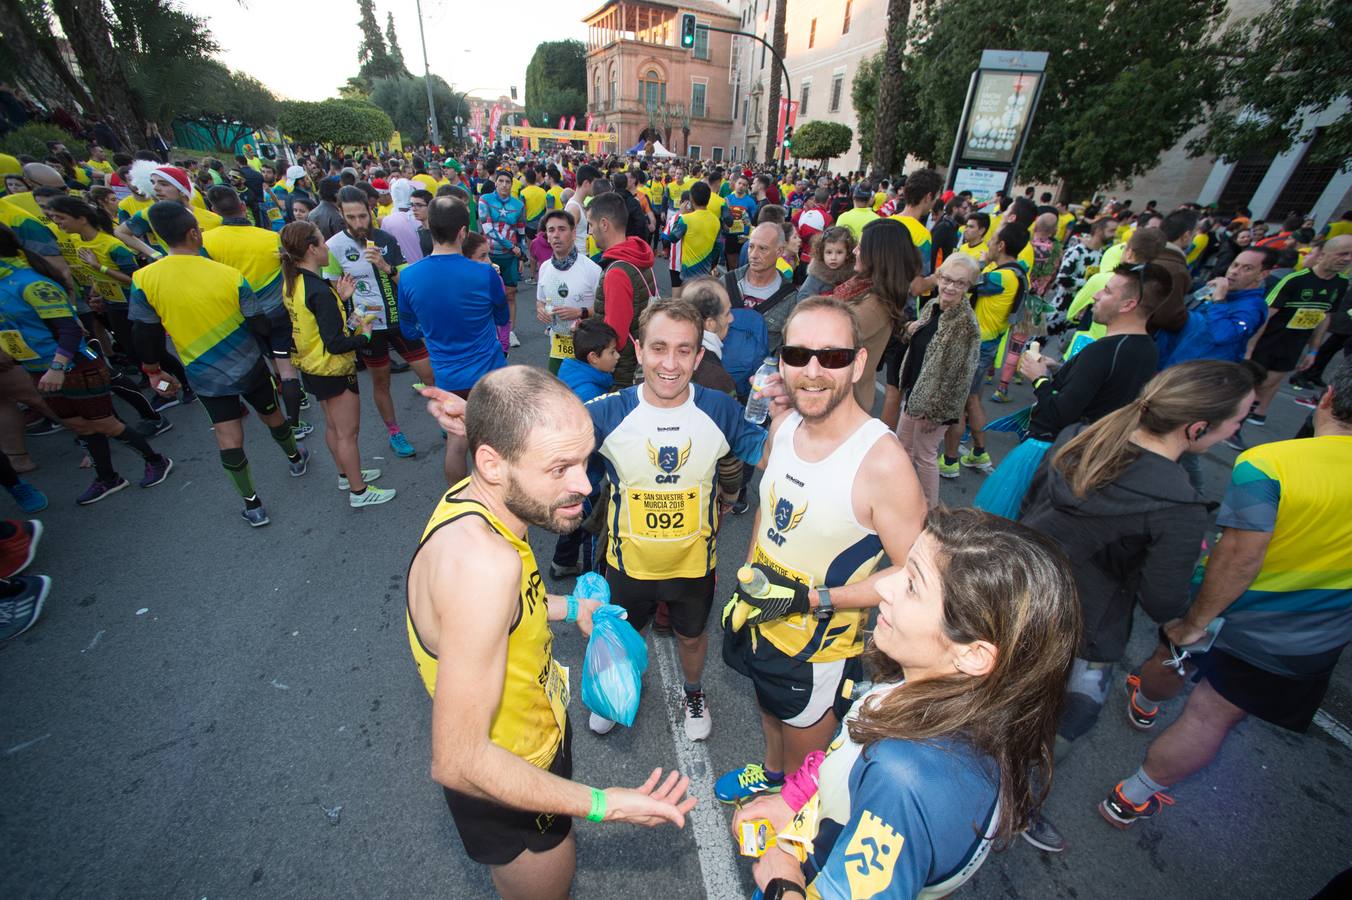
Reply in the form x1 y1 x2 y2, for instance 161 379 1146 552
1021 425 1213 662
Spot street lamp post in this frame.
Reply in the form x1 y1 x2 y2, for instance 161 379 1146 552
414 0 439 145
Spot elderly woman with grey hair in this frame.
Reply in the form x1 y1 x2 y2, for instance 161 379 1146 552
897 253 983 506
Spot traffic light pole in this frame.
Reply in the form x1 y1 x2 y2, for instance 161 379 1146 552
414 0 440 146
692 24 793 168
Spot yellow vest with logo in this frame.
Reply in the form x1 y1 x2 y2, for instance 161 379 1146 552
406 483 568 769
283 271 356 377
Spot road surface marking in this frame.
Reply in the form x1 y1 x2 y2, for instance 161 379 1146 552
1314 709 1352 752
651 634 743 899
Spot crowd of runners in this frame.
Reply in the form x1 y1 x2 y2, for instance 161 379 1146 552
2 128 1350 900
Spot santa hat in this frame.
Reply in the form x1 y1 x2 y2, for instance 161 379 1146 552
129 160 193 200
371 177 390 191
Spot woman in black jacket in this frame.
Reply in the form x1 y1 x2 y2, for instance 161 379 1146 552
1015 360 1255 852
1021 360 1257 747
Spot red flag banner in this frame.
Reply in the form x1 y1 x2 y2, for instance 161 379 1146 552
558 116 566 129
568 116 577 131
585 113 594 132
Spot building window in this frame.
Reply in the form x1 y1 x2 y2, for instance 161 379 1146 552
799 83 810 116
760 35 766 69
733 83 740 119
742 97 748 124
593 71 600 107
693 21 710 60
829 74 844 112
843 0 852 34
712 147 724 162
640 69 666 110
691 82 707 118
609 68 617 107
690 145 703 160
809 18 816 49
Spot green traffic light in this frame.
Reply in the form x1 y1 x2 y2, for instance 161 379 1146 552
680 13 696 49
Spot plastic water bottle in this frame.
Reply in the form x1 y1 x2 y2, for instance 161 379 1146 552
744 356 778 424
737 565 772 598
545 300 562 334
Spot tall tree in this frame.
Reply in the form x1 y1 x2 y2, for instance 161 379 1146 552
49 0 149 146
853 0 1227 198
370 75 467 143
763 0 788 163
1190 0 1351 166
355 0 399 81
524 40 587 124
871 0 910 178
384 11 410 77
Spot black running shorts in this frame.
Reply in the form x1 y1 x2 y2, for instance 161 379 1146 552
723 624 862 727
1194 648 1332 733
198 362 279 424
605 567 716 638
442 719 573 866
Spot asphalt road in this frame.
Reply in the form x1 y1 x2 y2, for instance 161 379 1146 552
3 270 1349 900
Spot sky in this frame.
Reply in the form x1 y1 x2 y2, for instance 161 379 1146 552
177 0 591 102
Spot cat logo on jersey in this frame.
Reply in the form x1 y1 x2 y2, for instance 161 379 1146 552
647 438 691 484
765 482 806 547
843 810 904 898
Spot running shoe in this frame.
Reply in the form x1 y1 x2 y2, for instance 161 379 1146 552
990 388 1012 403
984 371 993 385
1293 394 1318 410
684 690 711 741
1223 428 1248 452
1021 812 1068 853
388 359 411 374
589 712 616 735
0 574 51 642
1290 373 1325 391
149 393 180 414
1244 412 1266 426
242 505 270 527
337 469 381 491
25 418 63 436
960 449 994 473
76 475 128 506
960 427 972 445
288 445 310 478
140 456 173 489
389 431 416 458
1124 673 1158 730
133 417 173 438
1099 782 1174 829
292 420 315 440
6 481 48 513
549 562 582 579
299 392 311 410
715 763 784 804
350 485 396 507
509 330 522 348
0 519 43 577
938 456 960 479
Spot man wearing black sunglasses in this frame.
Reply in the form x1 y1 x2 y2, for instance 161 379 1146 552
716 295 926 805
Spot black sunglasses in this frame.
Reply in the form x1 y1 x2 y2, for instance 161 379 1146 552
780 346 859 369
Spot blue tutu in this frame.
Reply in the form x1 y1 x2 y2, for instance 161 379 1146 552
973 438 1053 520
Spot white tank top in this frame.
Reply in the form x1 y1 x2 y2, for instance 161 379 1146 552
751 412 892 662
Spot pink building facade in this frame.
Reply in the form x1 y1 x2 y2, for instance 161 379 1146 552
584 0 740 162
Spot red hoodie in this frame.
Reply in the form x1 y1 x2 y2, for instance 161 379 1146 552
600 236 657 350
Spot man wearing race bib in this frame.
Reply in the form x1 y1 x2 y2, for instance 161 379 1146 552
406 367 695 900
585 298 771 740
716 296 926 804
534 209 601 376
322 185 434 460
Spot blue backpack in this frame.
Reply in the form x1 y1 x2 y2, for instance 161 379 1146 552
721 308 769 401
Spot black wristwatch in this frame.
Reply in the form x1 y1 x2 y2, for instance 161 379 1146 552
764 878 806 900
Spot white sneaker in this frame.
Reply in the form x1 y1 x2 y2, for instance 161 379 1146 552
588 712 616 735
337 468 381 491
349 485 396 507
509 330 521 348
683 691 711 741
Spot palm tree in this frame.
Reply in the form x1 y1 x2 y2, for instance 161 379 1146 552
872 0 910 178
763 0 788 163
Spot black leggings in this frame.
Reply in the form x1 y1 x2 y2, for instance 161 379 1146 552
1308 333 1350 381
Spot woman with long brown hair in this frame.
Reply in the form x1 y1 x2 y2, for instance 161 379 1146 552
733 507 1080 899
831 217 921 415
279 221 393 508
1014 360 1256 851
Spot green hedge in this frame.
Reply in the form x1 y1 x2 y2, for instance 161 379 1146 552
0 123 88 162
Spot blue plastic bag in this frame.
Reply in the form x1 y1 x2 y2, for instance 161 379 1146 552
577 577 649 727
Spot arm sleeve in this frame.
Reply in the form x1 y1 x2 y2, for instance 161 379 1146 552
491 271 510 326
130 289 167 367
1205 301 1264 346
1137 504 1211 623
974 270 1005 297
477 199 491 233
810 757 929 900
1032 345 1109 432
667 215 688 242
716 452 742 497
237 277 263 320
309 286 367 354
109 244 138 276
602 268 635 349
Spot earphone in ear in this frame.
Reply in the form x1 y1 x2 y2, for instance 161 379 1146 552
1191 423 1210 442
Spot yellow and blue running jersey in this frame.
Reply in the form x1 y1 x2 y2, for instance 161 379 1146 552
668 208 720 276
202 222 285 315
588 384 765 580
129 255 263 397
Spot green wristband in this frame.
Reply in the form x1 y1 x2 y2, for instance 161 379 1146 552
566 595 578 623
587 787 606 823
